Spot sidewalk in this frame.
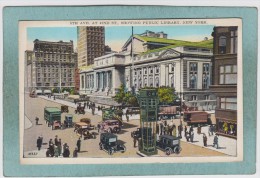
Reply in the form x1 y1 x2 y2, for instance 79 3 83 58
179 126 237 156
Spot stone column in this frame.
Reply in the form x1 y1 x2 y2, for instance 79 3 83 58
106 71 109 89
165 64 169 87
100 72 103 91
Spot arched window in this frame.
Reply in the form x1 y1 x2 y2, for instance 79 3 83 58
219 36 227 54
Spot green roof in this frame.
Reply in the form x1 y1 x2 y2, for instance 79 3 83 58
45 107 61 113
134 35 188 44
139 38 213 56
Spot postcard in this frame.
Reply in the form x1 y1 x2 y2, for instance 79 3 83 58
19 18 242 165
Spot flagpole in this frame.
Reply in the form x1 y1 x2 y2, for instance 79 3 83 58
131 26 134 92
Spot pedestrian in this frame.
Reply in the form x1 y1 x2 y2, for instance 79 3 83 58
63 146 70 157
77 138 81 152
54 135 58 146
49 139 53 147
184 126 187 137
63 143 68 155
73 147 78 158
133 135 138 148
197 124 201 135
190 131 194 142
91 106 95 115
54 145 59 157
208 125 212 136
178 124 183 138
54 95 56 100
185 132 190 142
160 122 164 135
211 125 214 136
35 117 39 125
36 136 42 150
49 143 54 157
57 139 62 156
46 148 51 157
213 134 219 149
203 133 207 147
189 125 194 134
126 109 129 122
172 125 177 137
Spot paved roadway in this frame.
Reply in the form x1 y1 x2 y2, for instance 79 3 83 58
24 94 226 158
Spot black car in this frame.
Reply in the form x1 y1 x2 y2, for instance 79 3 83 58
99 133 126 155
156 135 182 155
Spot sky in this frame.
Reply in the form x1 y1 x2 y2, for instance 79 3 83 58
27 25 214 52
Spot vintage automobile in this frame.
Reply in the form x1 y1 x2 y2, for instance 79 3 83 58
61 105 69 113
74 121 95 137
44 107 61 130
52 120 62 130
75 103 86 114
82 129 96 140
99 133 126 155
98 120 121 133
156 135 182 155
64 114 73 128
183 111 211 126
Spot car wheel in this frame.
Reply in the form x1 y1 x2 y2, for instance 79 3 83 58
174 146 181 154
120 145 126 153
108 149 114 155
165 147 172 156
113 127 118 133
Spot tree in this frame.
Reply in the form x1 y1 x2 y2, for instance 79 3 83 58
158 86 177 105
114 84 138 106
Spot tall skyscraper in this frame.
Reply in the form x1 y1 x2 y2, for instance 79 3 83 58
77 26 105 67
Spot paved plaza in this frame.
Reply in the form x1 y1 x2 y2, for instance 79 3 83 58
23 94 236 158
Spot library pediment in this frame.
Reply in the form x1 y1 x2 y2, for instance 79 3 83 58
159 49 180 59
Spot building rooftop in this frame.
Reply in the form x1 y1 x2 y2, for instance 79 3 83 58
139 38 213 56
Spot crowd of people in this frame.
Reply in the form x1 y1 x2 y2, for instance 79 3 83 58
36 135 82 158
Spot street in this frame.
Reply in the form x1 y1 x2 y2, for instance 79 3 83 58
24 94 229 158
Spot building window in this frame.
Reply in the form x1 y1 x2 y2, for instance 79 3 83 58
81 76 84 88
144 77 147 87
203 63 210 89
219 65 237 84
149 67 153 74
171 75 174 88
218 36 227 54
189 62 197 89
149 77 153 87
171 63 175 73
191 95 197 101
231 30 238 54
220 97 237 110
144 68 147 75
155 77 159 87
155 66 160 73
